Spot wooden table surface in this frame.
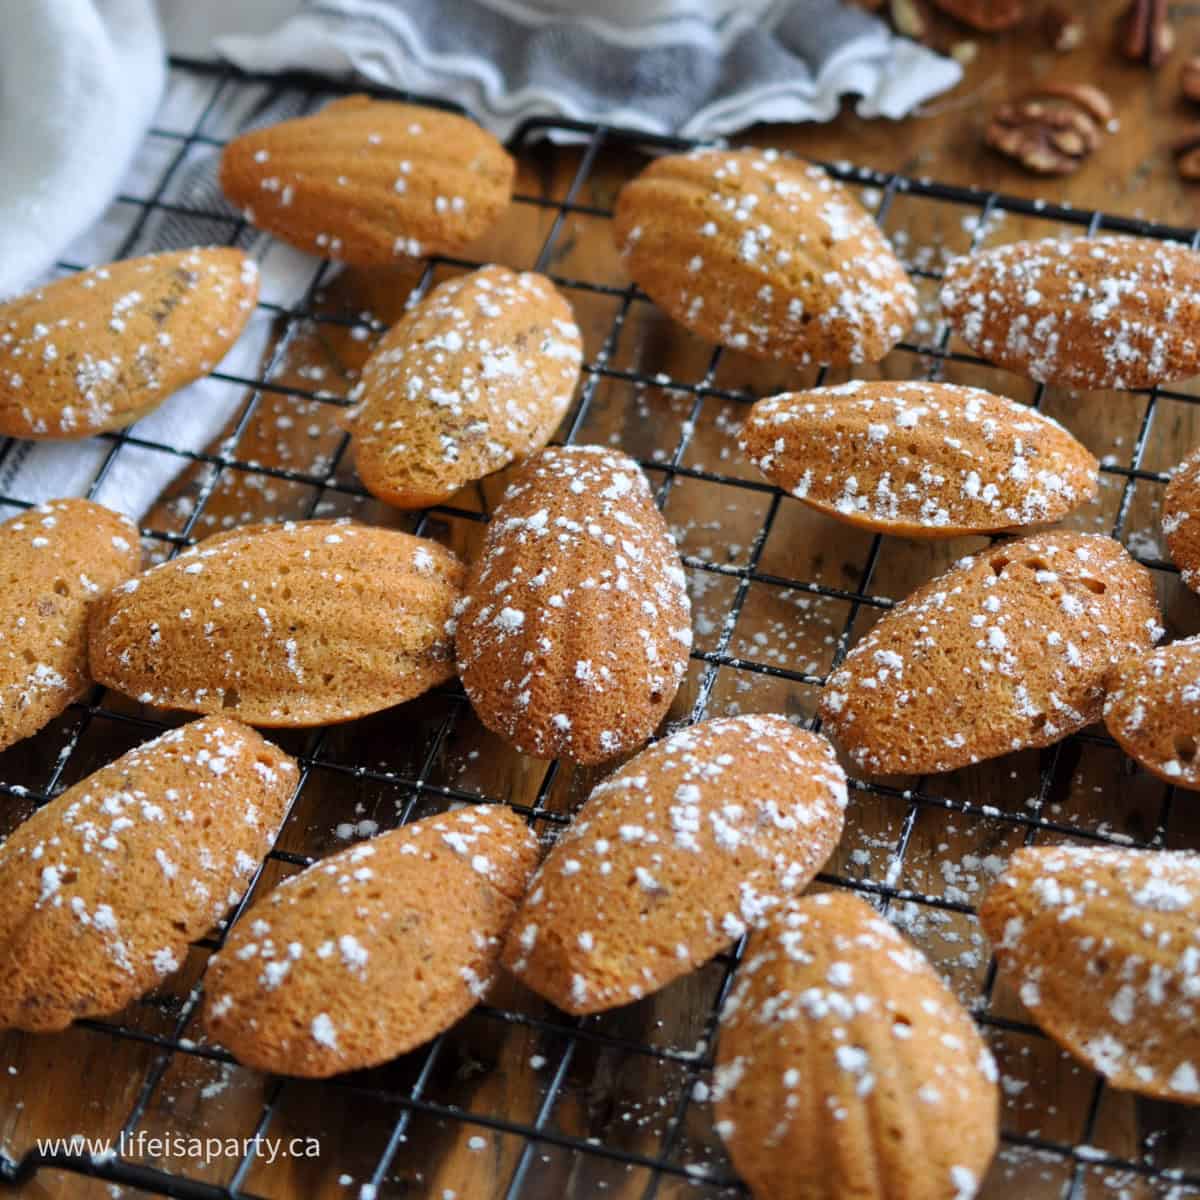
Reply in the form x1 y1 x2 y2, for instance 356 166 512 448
4 8 1200 1199
772 0 1200 225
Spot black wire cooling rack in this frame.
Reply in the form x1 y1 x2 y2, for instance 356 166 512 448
2 54 1200 1200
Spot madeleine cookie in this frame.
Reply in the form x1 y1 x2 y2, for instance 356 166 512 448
1105 638 1200 788
1163 444 1200 591
940 236 1200 390
220 96 514 266
740 381 1097 537
203 806 539 1077
455 445 691 764
0 249 258 439
502 715 846 1013
980 845 1200 1104
349 266 582 508
614 148 915 364
0 716 296 1032
89 519 463 727
715 892 999 1200
0 499 140 752
820 531 1162 775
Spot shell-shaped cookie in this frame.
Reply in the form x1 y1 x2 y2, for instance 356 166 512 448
1163 444 1200 592
980 845 1200 1103
820 531 1162 775
614 149 916 364
1105 637 1200 787
502 714 846 1014
219 95 515 266
0 248 258 439
940 236 1200 390
0 499 140 752
350 266 582 508
715 892 999 1200
740 381 1097 537
203 806 539 1077
455 445 692 764
0 716 296 1032
88 519 464 727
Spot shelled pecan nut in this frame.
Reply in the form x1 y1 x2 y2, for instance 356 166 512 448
1117 0 1174 67
986 84 1113 175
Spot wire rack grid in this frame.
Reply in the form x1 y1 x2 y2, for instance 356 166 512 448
0 54 1199 1200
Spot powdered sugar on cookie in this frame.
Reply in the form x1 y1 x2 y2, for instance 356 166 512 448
350 265 582 508
981 845 1200 1103
741 380 1097 537
503 714 846 1013
941 235 1200 390
456 445 691 764
615 148 915 365
821 531 1162 774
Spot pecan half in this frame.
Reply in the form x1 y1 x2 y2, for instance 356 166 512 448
986 84 1113 176
1117 0 1173 67
932 0 1025 32
1030 82 1115 127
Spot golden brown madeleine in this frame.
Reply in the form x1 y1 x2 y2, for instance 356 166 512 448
0 248 258 439
0 716 296 1032
89 519 463 727
614 148 915 364
455 445 691 764
715 892 999 1200
203 806 539 1077
219 95 514 266
503 715 846 1013
980 845 1200 1103
1163 444 1200 592
820 531 1162 775
0 499 140 751
350 266 582 508
940 235 1200 390
740 381 1097 537
1105 638 1200 788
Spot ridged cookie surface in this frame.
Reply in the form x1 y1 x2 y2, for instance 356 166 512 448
1163 444 1200 592
614 148 916 364
455 445 691 764
220 96 514 266
0 248 258 439
0 499 140 752
740 381 1097 537
940 236 1200 390
715 892 999 1200
820 531 1162 775
502 714 846 1013
980 845 1200 1104
0 716 296 1032
203 806 539 1077
1105 637 1200 788
350 266 582 508
89 519 464 727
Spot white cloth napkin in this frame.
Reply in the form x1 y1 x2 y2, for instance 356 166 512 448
0 0 962 523
216 0 962 138
0 0 164 301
